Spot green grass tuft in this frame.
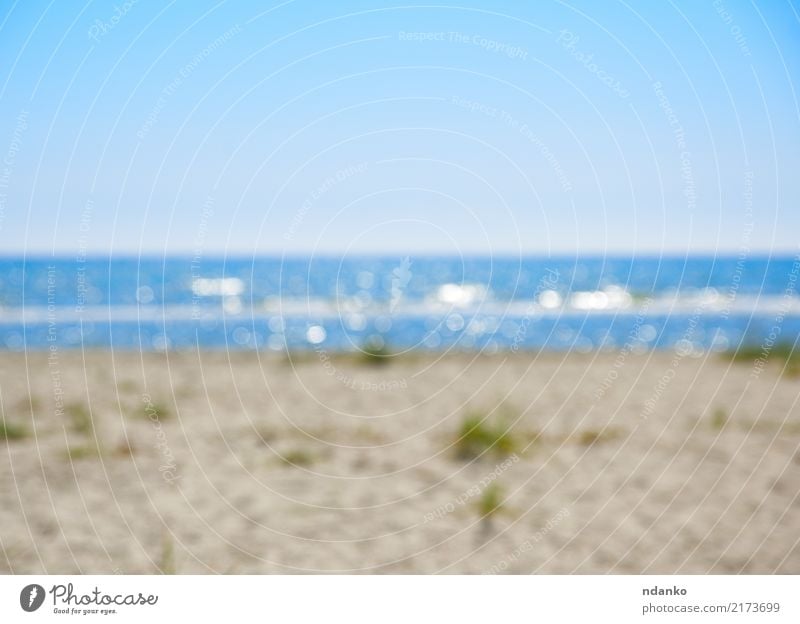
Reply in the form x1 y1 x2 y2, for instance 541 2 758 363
65 402 93 436
725 342 799 364
576 428 619 446
360 337 392 365
0 420 28 441
710 408 728 430
64 445 100 461
159 534 176 575
455 412 517 460
280 448 314 467
784 360 800 378
477 483 504 518
142 401 171 421
725 343 800 379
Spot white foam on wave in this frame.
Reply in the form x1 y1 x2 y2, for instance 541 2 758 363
191 277 245 297
3 289 800 324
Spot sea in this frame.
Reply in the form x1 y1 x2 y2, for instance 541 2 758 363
1 255 799 353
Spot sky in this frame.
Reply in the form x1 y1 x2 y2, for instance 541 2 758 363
0 0 798 256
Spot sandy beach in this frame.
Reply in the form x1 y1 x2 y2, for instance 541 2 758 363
1 350 798 574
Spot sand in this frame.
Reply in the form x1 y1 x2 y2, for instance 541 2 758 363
1 349 798 573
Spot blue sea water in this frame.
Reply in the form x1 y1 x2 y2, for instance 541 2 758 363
1 255 799 353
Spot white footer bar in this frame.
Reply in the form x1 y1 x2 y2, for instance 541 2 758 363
1 575 796 623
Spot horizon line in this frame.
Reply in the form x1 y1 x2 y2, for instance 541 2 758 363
1 250 798 261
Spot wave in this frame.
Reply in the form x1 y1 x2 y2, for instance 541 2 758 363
2 287 799 324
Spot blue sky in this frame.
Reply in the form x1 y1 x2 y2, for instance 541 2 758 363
0 0 798 255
